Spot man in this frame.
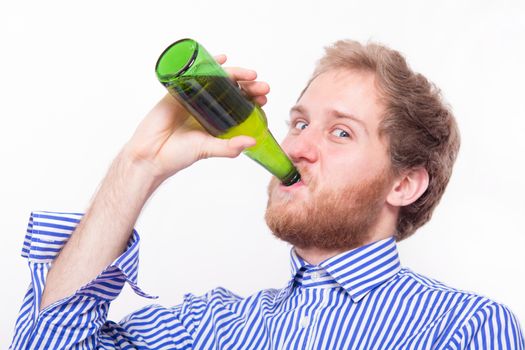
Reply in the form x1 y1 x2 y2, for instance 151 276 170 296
10 40 524 349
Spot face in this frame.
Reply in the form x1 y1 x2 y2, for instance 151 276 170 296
265 69 395 252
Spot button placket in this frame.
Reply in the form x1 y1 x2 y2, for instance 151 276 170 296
311 271 322 281
303 289 329 350
299 315 310 328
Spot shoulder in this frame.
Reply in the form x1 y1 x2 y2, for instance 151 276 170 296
398 268 525 349
178 286 282 310
450 300 525 349
398 267 495 300
397 267 517 313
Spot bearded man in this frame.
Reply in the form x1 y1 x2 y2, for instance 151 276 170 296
10 40 524 349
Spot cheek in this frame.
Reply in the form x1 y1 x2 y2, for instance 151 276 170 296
280 134 293 153
320 146 386 185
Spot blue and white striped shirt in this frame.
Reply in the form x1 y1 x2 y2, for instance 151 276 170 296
10 211 525 349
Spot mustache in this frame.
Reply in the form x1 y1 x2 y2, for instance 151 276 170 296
276 166 314 187
268 166 314 191
296 166 313 186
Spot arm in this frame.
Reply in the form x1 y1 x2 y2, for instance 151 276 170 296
38 151 159 310
450 301 525 350
11 212 194 350
41 58 265 310
10 56 270 349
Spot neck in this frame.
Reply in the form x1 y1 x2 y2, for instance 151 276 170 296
294 233 392 265
294 206 397 265
294 246 346 266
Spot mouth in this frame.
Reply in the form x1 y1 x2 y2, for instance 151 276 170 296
279 178 306 192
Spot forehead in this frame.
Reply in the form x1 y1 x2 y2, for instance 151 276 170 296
296 69 384 130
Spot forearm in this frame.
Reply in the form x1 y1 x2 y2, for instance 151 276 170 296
40 152 161 310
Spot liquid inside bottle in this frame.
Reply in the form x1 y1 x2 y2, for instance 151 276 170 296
156 38 300 186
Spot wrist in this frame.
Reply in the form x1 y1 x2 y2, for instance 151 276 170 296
111 149 164 202
115 145 165 189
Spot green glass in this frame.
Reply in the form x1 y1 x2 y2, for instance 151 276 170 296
155 38 300 186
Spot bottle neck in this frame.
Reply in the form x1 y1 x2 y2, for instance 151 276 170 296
281 171 301 186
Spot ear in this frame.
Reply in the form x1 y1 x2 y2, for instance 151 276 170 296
386 168 429 207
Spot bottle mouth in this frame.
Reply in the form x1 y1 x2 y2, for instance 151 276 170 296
155 38 198 83
281 171 301 186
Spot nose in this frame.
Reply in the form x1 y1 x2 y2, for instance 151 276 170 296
282 128 320 165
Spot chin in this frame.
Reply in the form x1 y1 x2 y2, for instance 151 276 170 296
269 188 293 203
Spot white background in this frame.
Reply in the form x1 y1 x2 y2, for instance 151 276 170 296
1 0 524 346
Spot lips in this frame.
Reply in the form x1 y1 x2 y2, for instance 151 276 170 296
289 179 305 188
279 178 306 192
277 167 311 192
296 167 310 186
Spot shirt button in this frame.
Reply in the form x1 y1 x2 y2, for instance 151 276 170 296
300 316 310 328
311 272 321 281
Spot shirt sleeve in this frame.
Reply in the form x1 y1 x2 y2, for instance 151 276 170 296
10 211 158 349
449 300 525 350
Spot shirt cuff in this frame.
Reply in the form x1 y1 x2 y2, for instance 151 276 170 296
21 211 156 302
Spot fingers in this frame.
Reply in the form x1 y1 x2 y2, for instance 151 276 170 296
201 135 256 159
226 136 257 157
240 81 270 106
238 80 270 95
252 95 268 106
214 54 227 65
225 66 257 82
215 57 270 105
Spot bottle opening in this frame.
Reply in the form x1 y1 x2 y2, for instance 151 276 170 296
281 171 301 186
156 38 198 82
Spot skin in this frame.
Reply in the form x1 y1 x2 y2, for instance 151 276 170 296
39 55 263 310
39 58 428 311
268 69 429 265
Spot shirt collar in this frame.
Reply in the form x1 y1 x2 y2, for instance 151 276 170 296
289 237 401 303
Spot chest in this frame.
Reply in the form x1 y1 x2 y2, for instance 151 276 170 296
193 286 461 350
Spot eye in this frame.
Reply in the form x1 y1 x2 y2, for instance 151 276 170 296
330 128 351 138
293 120 308 130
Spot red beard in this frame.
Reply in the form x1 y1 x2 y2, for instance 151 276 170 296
265 169 393 251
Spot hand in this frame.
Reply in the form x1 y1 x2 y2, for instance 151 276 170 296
122 55 270 183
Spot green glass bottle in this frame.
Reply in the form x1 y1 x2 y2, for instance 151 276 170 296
155 38 300 186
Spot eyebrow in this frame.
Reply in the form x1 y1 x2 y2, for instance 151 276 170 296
289 105 369 135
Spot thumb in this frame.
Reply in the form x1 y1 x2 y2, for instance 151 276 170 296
200 136 257 159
